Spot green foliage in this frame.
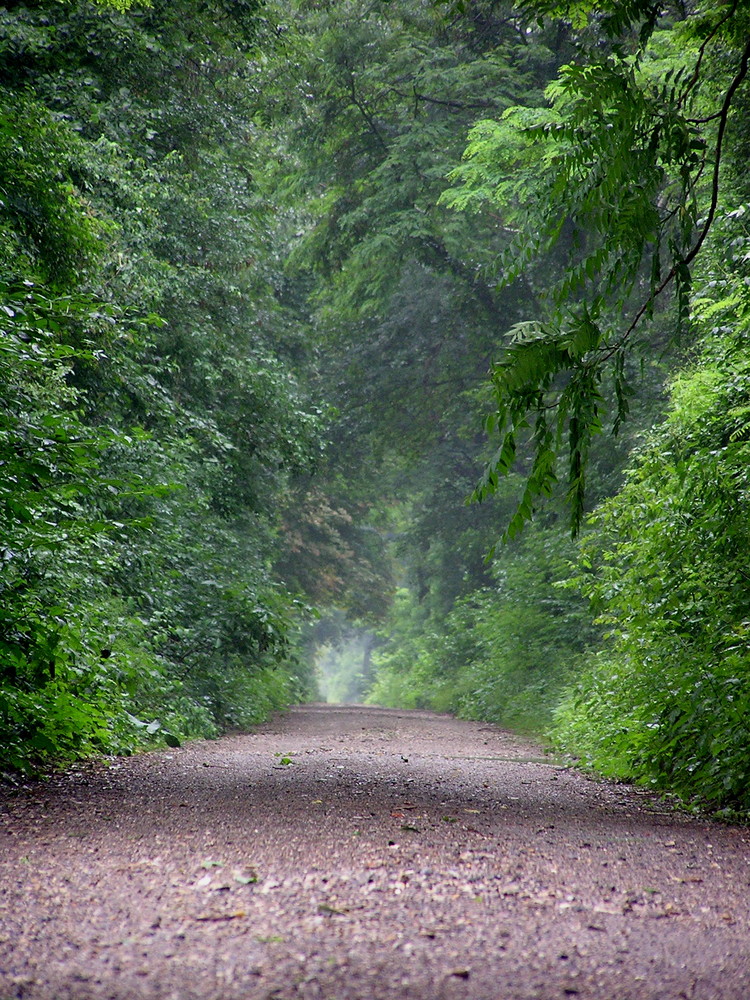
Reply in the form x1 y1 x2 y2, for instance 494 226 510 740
272 0 603 742
0 91 104 286
443 0 750 532
0 0 322 771
276 0 554 322
552 219 750 811
369 522 596 733
270 1 566 641
275 488 394 624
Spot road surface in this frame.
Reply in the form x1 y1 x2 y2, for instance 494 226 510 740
0 704 748 999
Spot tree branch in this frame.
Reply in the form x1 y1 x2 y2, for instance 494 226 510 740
345 65 390 153
677 0 740 111
387 85 499 113
601 30 750 363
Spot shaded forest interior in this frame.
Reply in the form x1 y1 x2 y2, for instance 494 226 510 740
2 0 750 816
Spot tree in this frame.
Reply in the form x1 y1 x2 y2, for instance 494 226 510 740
0 0 324 767
270 0 564 599
443 0 750 532
263 0 606 715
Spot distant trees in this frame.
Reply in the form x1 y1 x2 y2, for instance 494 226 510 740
271 0 565 606
269 0 597 732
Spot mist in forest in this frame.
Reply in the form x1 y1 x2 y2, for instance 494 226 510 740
315 634 378 705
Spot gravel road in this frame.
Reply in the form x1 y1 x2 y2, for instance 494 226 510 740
1 704 749 1000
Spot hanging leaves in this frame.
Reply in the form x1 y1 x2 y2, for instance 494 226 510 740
443 0 750 533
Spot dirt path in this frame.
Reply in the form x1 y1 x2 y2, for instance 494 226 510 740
1 704 748 1000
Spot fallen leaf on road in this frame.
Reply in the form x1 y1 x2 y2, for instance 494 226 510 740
233 869 258 885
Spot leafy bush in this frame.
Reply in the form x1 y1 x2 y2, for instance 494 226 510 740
553 312 750 813
368 527 596 734
0 2 321 772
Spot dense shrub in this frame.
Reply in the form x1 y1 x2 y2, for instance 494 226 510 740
553 322 750 813
369 526 597 733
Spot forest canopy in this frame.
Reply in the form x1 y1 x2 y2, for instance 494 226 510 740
2 0 750 816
